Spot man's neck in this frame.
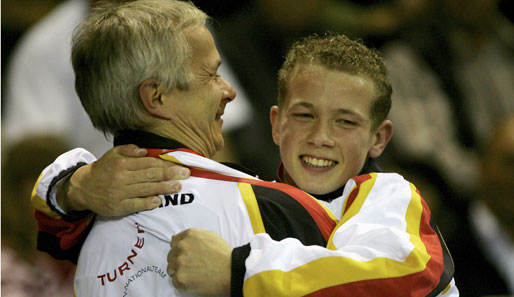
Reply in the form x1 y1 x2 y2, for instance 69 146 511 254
146 122 215 158
114 130 190 151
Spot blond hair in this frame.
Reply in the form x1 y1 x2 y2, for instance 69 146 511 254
278 33 392 130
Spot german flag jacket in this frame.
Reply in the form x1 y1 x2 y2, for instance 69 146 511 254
31 131 458 296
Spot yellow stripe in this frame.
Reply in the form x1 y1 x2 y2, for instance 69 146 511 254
238 183 266 234
158 154 183 164
30 173 62 219
406 182 428 257
244 175 432 296
441 282 451 295
313 196 338 222
244 249 431 297
159 154 210 173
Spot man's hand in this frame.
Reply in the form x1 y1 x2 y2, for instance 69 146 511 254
58 144 190 216
167 228 232 296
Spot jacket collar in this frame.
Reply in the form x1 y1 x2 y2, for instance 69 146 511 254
113 130 190 151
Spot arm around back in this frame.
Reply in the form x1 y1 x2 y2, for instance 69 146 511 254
31 144 190 262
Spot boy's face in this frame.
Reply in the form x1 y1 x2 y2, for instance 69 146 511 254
271 64 381 194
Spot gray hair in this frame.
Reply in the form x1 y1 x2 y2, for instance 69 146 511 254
72 0 208 135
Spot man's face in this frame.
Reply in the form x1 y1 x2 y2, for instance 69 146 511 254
163 25 236 158
271 64 378 194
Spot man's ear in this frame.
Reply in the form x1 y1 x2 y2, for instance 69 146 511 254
368 120 393 158
270 105 281 146
139 79 172 119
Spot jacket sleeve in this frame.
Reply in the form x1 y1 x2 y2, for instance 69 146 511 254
31 148 97 263
231 173 458 297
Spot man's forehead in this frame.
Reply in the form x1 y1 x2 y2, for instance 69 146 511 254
184 25 221 67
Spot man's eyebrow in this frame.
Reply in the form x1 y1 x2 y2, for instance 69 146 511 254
213 60 221 71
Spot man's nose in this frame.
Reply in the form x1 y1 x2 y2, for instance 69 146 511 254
221 78 236 102
307 120 335 148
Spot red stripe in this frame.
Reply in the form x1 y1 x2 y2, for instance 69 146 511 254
35 210 90 250
189 168 336 242
343 174 372 215
145 150 336 242
144 148 200 158
306 193 445 296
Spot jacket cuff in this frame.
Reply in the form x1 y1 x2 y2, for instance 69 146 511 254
46 162 90 221
230 243 251 297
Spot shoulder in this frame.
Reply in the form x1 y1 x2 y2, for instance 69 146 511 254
347 172 411 190
341 172 418 212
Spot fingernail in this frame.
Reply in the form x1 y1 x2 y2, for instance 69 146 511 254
178 168 190 178
152 197 161 206
135 148 147 154
170 182 181 192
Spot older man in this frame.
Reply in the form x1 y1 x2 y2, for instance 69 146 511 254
31 1 339 296
32 5 458 297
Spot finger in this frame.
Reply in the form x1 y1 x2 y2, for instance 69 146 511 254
125 166 190 184
170 229 191 246
117 196 163 215
121 156 182 171
114 144 148 157
124 180 182 198
171 274 186 291
167 239 180 276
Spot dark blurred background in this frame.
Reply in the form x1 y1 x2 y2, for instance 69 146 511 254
2 1 514 296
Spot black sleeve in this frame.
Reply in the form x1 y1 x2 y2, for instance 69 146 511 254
230 243 251 297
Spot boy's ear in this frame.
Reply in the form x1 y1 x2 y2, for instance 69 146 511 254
270 105 281 146
368 120 393 158
139 79 171 119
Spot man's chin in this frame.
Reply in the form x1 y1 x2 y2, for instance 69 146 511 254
213 136 224 153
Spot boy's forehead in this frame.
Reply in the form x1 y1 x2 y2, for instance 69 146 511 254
282 64 375 120
288 64 373 98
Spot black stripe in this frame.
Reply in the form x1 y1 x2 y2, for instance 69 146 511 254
45 162 90 221
36 220 94 264
251 185 327 246
426 216 455 297
231 244 251 297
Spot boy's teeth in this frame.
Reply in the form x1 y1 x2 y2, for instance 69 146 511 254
302 156 334 167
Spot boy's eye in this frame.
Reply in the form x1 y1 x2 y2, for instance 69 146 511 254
293 113 313 118
336 119 356 126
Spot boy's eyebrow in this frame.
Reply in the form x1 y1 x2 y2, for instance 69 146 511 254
290 102 314 109
335 108 366 121
335 108 357 115
289 102 367 121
